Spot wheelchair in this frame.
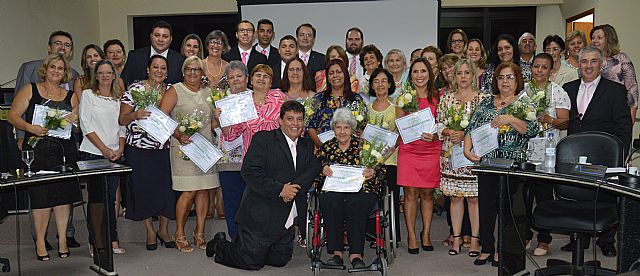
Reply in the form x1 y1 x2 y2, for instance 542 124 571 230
305 179 397 275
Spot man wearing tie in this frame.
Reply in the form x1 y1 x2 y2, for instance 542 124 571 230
345 27 365 79
207 101 322 270
296 23 325 90
223 20 268 75
254 19 281 87
273 35 298 89
120 20 185 87
563 45 632 257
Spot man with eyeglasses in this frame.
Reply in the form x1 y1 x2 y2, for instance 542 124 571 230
13 29 81 250
268 35 299 90
518 32 536 81
253 19 281 88
121 20 185 87
296 23 325 90
223 20 268 75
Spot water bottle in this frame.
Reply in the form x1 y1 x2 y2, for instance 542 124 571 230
544 132 556 169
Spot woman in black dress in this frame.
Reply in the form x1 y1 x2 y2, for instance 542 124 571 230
8 53 82 261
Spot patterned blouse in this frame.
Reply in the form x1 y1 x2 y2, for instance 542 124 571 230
601 52 638 108
307 92 368 133
224 89 287 156
479 64 494 94
465 95 540 162
120 81 170 149
314 135 386 195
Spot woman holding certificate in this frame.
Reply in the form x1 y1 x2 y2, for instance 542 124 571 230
8 53 81 261
395 57 442 254
316 108 385 268
307 59 367 148
436 58 485 256
159 56 217 253
463 62 539 265
118 55 176 251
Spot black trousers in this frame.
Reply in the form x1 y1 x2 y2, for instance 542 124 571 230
319 191 377 255
478 174 528 273
524 179 553 244
215 224 294 270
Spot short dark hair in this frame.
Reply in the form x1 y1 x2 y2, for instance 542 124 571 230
368 68 396 97
151 20 172 35
280 100 305 119
103 39 126 54
257 18 274 31
345 27 364 41
359 44 383 70
533 52 554 70
296 23 316 38
236 20 255 32
279 35 297 46
488 34 520 67
147 54 168 70
48 30 73 46
491 62 524 95
542 35 565 51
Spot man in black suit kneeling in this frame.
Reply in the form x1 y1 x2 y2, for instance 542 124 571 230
206 101 322 270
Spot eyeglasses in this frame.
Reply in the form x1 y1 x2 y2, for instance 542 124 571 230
237 29 253 34
208 40 223 46
52 41 72 49
185 67 202 73
287 67 303 73
373 79 389 85
496 74 516 81
451 39 465 45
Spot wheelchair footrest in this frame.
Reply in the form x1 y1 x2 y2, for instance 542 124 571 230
312 260 346 270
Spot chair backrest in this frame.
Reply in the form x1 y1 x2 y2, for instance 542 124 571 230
555 131 624 201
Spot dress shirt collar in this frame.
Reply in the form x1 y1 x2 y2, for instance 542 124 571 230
238 46 252 56
255 44 270 57
150 47 168 58
282 130 298 147
580 75 601 89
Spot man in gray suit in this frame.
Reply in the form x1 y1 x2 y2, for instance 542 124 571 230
13 30 80 249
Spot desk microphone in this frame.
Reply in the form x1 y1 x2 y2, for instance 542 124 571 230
42 137 73 172
532 113 582 138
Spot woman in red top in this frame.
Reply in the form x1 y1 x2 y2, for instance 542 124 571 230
396 57 442 254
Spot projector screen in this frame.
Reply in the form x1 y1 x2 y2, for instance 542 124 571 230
240 0 439 59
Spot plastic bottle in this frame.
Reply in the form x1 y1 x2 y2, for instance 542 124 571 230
544 132 556 169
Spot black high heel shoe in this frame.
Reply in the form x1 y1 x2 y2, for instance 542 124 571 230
157 232 176 248
58 251 70 258
146 233 158 251
36 254 50 261
420 231 433 251
474 253 494 265
468 236 480 257
448 235 462 255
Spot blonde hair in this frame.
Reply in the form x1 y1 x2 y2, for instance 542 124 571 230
451 58 478 92
38 53 72 83
181 56 205 73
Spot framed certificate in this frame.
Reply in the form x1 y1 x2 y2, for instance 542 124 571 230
215 91 259 127
395 108 436 144
470 123 499 157
322 165 365 193
179 133 223 173
137 106 178 144
362 124 399 149
32 104 72 139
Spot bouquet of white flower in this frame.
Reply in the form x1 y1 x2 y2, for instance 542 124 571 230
130 81 162 109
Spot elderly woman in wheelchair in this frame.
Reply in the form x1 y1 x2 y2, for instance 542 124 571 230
313 107 387 269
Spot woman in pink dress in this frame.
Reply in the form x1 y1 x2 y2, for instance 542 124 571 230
396 57 442 254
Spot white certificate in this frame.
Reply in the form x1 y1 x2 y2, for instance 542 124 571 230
395 108 436 144
451 142 474 169
179 133 223 173
318 130 335 144
215 91 258 127
322 165 365 193
137 106 178 144
362 124 399 149
32 104 72 139
214 128 243 151
470 123 499 157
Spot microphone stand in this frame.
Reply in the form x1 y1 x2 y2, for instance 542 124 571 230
42 137 73 172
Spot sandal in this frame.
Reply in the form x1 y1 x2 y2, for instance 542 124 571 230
175 235 193 253
463 236 471 248
448 235 462 255
193 232 206 250
441 235 453 247
468 235 480 257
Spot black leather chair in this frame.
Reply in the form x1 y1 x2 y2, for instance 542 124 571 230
532 131 621 276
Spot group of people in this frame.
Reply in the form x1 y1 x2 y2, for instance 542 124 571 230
7 16 636 272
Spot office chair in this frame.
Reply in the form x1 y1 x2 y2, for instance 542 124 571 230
532 131 621 276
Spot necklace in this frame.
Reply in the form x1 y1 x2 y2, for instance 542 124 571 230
42 83 59 99
206 58 224 79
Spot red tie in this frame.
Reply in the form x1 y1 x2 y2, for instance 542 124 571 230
241 52 248 65
349 56 356 75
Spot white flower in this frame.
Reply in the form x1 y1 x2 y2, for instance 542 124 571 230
371 150 382 159
513 101 522 108
462 114 469 121
460 120 469 128
356 115 364 121
525 111 537 121
206 97 212 103
397 101 404 108
179 126 186 132
404 93 412 101
47 110 56 117
197 122 203 128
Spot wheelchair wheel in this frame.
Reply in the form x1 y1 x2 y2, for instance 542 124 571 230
380 257 388 276
313 266 321 276
305 192 317 258
383 186 396 264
